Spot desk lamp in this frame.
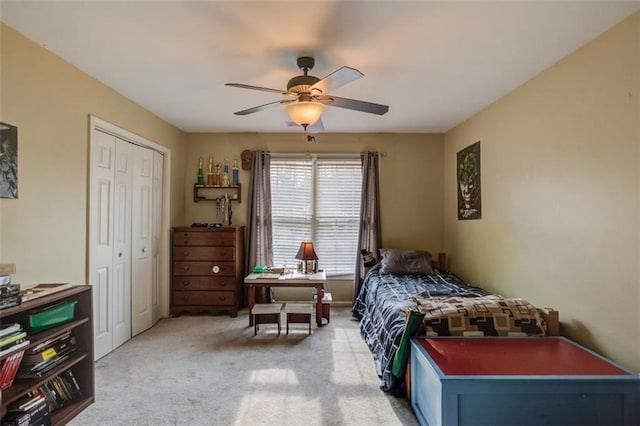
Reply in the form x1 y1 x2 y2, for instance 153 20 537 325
295 241 318 274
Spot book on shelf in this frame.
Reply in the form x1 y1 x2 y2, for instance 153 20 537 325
0 338 29 358
0 349 26 391
0 331 27 349
0 295 22 311
7 394 46 413
59 369 82 399
22 331 76 365
29 330 72 354
4 395 50 426
22 344 77 377
37 383 61 412
32 369 82 411
0 322 22 339
4 409 52 426
17 348 77 379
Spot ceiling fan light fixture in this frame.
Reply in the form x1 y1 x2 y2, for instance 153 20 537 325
285 101 325 127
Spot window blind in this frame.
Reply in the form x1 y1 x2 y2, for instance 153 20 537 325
271 156 362 277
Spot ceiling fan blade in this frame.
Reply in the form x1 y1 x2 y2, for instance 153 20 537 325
225 83 294 96
310 66 364 94
315 95 389 115
234 99 294 116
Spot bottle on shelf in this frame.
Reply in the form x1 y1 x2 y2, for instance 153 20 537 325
207 155 214 186
197 158 204 186
232 158 239 186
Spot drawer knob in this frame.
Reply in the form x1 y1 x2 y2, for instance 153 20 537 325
219 296 226 301
183 240 189 244
183 251 189 256
219 281 227 287
212 265 220 273
183 266 190 271
183 281 190 287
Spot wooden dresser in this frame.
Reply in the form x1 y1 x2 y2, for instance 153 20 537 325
170 226 245 317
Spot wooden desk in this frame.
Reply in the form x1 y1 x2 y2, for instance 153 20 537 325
244 270 327 328
410 336 640 426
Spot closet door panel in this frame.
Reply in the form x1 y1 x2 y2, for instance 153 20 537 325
112 139 133 350
90 130 115 361
152 152 164 324
131 145 154 336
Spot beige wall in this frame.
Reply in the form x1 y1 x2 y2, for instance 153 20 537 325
186 133 444 301
444 14 640 372
0 23 188 287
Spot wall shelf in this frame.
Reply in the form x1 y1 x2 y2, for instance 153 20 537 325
194 184 241 203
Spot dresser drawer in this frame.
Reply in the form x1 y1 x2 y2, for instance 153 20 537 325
173 231 235 247
173 291 235 306
173 246 235 261
173 261 236 276
172 276 236 291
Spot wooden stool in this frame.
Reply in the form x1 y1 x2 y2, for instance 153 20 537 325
284 303 313 335
252 303 283 335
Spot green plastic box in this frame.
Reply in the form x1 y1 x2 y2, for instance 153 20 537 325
21 300 77 334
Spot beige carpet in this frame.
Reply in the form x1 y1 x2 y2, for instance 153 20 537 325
70 306 418 426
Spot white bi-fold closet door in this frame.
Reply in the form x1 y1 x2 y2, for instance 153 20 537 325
89 128 163 360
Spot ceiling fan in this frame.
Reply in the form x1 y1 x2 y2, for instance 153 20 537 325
225 57 389 132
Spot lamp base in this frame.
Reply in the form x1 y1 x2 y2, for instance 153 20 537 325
300 260 317 274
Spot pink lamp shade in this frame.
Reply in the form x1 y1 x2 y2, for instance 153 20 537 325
295 241 318 274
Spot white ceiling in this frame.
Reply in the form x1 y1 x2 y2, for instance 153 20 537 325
1 1 639 133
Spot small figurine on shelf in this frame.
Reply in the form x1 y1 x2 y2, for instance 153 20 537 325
207 155 214 186
197 158 204 185
215 163 221 186
223 193 230 225
232 158 239 186
222 159 230 186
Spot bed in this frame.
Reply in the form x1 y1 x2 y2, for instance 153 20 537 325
352 249 558 394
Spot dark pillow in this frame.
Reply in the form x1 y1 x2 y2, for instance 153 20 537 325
379 248 434 275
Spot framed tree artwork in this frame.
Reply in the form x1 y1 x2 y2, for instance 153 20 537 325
457 141 481 220
0 122 18 199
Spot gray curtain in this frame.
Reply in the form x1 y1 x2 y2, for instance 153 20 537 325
245 150 273 302
352 151 381 306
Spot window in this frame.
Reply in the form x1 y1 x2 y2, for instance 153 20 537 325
270 155 362 277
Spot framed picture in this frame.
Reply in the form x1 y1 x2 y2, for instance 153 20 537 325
457 141 481 220
0 122 18 199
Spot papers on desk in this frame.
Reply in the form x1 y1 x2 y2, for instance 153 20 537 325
290 274 310 279
256 273 282 279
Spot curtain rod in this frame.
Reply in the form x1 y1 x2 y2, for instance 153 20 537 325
268 151 386 159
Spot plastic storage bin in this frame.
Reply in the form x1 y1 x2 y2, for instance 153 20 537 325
20 301 77 334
